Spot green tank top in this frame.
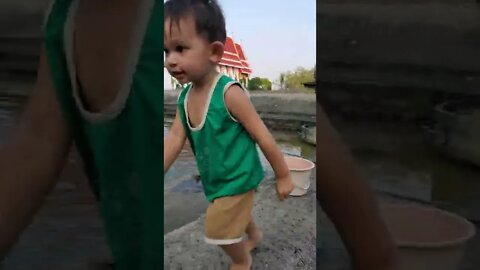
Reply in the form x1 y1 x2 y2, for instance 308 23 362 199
178 74 264 202
43 1 163 269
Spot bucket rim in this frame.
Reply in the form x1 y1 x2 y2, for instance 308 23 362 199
381 204 477 248
284 155 316 171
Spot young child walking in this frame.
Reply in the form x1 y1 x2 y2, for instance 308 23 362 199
163 0 295 269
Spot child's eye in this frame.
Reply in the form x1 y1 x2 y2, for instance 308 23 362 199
164 49 170 55
175 46 185 53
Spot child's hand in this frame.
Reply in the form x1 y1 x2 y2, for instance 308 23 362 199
276 175 294 201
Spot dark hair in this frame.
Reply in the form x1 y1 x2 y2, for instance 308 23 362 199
164 0 227 43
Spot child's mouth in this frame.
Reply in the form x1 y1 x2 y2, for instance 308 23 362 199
172 71 185 78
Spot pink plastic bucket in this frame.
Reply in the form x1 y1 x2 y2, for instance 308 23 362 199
381 204 476 270
284 155 315 196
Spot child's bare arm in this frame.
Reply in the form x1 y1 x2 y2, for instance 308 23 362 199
225 85 293 200
315 104 396 270
0 49 72 258
164 109 186 173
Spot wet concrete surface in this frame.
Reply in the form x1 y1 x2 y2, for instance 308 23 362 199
163 136 206 235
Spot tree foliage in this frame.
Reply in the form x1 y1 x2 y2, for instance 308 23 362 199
248 77 272 91
279 66 315 90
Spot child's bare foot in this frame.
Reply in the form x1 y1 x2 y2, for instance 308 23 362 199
245 228 263 252
230 254 252 270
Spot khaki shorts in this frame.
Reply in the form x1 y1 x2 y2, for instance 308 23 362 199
204 190 255 245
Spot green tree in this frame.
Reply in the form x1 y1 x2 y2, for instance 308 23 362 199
281 67 315 90
248 77 262 90
248 77 272 91
260 78 272 90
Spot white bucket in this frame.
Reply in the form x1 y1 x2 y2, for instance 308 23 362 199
284 155 315 196
381 204 476 270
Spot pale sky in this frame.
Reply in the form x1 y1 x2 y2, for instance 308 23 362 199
164 0 316 90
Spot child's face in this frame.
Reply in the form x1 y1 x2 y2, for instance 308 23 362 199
164 15 222 85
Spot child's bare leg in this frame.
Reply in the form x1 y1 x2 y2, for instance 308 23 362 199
220 242 252 270
245 219 263 252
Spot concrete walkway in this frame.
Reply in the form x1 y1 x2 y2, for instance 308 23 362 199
164 175 317 270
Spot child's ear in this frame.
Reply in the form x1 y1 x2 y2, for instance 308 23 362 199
209 41 224 63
